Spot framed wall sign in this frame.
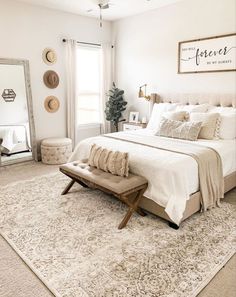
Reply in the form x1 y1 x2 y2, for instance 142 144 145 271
178 33 236 74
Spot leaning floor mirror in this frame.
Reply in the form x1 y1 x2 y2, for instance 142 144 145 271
0 58 37 166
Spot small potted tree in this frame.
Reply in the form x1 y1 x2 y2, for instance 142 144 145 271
105 83 127 132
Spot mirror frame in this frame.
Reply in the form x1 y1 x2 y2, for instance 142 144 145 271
0 58 37 165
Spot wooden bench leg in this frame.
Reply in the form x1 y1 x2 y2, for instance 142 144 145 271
62 180 75 195
118 208 134 229
118 187 147 229
61 178 89 196
77 180 89 188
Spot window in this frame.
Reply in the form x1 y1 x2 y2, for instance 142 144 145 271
76 45 102 125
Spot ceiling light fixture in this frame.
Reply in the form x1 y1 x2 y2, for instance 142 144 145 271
99 2 110 27
87 1 112 28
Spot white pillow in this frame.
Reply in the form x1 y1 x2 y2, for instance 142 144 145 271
208 107 236 139
162 111 188 121
190 113 220 140
147 103 178 131
218 114 236 139
176 103 209 113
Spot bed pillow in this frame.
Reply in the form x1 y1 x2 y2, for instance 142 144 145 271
156 119 202 141
88 144 129 177
189 112 220 140
162 111 188 121
208 106 236 139
217 114 236 139
147 103 179 131
175 103 209 113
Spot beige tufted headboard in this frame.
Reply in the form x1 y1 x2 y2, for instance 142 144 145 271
153 93 236 108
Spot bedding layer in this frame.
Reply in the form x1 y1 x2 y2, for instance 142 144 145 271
0 124 30 153
69 130 236 224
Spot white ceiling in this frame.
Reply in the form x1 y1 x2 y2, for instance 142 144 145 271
15 0 184 21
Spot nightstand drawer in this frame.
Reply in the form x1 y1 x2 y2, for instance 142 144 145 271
123 124 144 131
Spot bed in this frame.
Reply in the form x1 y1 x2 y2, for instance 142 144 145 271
0 123 31 155
69 94 236 226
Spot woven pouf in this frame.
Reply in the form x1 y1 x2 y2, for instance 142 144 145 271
41 138 72 165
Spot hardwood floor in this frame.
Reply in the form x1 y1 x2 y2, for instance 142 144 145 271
0 161 235 297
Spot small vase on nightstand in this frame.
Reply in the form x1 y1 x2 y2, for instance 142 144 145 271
141 117 147 124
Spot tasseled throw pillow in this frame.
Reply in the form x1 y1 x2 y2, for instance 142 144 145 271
156 118 202 141
88 144 129 177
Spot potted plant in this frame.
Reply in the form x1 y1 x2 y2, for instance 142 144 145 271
105 82 127 132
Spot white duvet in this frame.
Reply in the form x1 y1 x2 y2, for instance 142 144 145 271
69 130 236 224
0 127 16 151
0 123 30 152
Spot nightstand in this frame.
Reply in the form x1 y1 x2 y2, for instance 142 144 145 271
123 122 147 131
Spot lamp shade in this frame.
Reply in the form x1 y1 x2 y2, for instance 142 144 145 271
138 88 144 98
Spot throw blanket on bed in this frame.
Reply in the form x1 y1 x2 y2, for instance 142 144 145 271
103 133 224 212
69 131 224 224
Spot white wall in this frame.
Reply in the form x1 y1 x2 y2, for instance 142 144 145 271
113 0 236 120
0 0 235 139
0 0 112 141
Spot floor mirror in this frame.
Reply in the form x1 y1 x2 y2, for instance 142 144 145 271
0 58 37 166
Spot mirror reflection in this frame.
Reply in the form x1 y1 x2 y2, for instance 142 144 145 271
0 61 34 166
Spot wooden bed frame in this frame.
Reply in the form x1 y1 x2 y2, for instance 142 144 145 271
139 93 236 228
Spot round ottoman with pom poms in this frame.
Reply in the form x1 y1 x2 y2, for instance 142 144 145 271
41 138 72 165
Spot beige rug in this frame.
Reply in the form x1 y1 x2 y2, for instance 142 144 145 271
0 173 235 297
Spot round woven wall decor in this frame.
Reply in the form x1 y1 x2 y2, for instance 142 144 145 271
43 70 59 89
44 96 60 113
42 48 57 65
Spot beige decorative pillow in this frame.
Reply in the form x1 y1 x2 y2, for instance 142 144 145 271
162 111 188 121
156 119 202 141
189 112 220 140
88 144 129 177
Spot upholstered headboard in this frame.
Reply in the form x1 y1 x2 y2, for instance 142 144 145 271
153 93 236 108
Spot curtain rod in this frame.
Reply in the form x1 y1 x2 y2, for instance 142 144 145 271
62 38 101 47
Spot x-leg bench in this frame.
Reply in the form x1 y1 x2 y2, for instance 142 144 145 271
60 162 148 229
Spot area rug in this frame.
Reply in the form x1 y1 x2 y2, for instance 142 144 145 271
0 173 235 297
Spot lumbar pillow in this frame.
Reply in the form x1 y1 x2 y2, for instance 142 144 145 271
147 103 179 131
156 118 202 141
189 112 219 140
88 144 129 177
162 111 188 121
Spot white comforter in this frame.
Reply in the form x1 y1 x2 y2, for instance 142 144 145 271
69 130 236 224
0 127 16 151
0 123 30 152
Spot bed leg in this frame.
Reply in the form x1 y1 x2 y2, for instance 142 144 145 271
168 222 179 230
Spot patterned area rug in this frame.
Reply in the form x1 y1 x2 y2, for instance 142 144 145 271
0 173 235 297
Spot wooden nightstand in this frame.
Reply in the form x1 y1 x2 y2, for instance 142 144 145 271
123 122 147 131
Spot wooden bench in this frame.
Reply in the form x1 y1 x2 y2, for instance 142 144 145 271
60 161 148 229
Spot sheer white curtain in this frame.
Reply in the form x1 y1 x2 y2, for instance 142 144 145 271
65 39 77 148
66 41 114 143
100 43 114 134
